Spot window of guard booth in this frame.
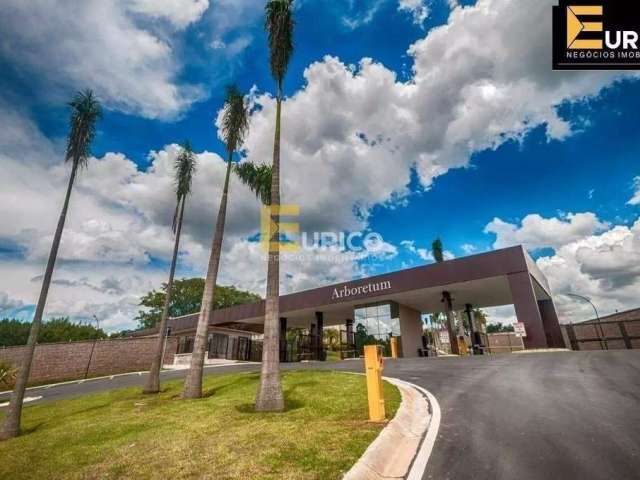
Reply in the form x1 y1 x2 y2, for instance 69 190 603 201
353 302 400 356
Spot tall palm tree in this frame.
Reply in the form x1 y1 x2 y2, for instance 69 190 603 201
255 0 295 413
143 142 196 394
182 85 251 398
0 90 102 441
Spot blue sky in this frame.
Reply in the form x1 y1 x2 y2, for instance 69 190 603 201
0 0 639 330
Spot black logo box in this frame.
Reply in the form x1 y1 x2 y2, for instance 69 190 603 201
553 0 640 70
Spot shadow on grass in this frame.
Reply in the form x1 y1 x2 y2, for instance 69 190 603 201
20 421 46 435
234 396 305 414
202 374 257 398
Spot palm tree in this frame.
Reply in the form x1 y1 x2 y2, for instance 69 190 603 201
182 85 252 398
0 90 102 440
432 238 444 263
143 142 196 394
255 0 295 413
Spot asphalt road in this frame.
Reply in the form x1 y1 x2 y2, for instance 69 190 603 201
2 350 639 479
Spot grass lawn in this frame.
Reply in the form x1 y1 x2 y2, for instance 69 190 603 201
0 370 401 480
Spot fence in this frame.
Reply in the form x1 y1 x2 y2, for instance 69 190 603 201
0 336 178 387
562 319 640 351
480 332 525 353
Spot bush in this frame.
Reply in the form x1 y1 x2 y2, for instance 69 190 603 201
0 360 17 390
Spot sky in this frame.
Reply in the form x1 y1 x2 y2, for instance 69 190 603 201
0 0 639 332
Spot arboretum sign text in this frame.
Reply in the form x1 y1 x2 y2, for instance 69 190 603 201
331 280 392 300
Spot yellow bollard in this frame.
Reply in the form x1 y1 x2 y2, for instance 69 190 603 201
364 345 386 422
390 337 398 359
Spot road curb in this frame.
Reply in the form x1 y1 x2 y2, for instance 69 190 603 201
343 375 440 480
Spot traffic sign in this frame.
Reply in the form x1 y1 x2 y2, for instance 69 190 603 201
514 322 527 337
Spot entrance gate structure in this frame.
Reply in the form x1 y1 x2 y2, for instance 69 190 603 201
169 246 564 358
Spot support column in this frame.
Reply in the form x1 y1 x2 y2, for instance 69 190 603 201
537 299 564 348
346 319 354 346
279 317 287 362
315 311 324 361
344 318 354 359
465 303 482 354
442 291 460 355
507 272 547 349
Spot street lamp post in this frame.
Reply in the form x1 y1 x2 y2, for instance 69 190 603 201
567 293 607 350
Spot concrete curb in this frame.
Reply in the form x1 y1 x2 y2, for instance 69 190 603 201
343 375 440 480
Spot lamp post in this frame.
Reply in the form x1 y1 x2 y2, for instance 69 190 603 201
567 293 607 350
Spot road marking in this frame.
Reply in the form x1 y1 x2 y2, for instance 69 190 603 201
0 395 42 408
405 382 441 480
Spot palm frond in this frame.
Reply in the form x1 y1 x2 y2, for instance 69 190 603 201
221 84 250 155
265 0 295 91
173 141 197 230
65 90 102 168
234 162 272 205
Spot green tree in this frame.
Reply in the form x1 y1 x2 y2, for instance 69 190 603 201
183 85 268 399
1 90 102 441
0 317 106 347
144 142 196 394
486 322 515 333
136 278 261 330
323 328 340 351
256 0 295 413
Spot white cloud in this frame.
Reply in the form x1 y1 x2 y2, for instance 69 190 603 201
398 0 430 26
484 209 640 323
241 0 628 238
628 176 640 205
1 0 636 331
0 291 24 317
485 213 609 251
460 243 477 255
401 240 433 261
342 0 386 30
0 0 205 119
400 240 454 261
127 0 210 28
536 218 640 323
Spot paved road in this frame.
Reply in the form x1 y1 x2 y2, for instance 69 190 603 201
2 351 639 479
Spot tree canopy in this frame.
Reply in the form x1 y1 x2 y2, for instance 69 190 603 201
0 318 107 347
135 278 261 330
486 322 515 333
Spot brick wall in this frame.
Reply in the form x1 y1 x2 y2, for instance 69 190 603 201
0 336 178 386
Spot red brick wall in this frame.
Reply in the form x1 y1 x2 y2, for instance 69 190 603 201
0 336 178 386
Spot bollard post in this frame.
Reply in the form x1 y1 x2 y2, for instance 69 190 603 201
390 337 398 359
364 344 385 422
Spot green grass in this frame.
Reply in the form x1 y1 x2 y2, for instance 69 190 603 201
0 370 401 480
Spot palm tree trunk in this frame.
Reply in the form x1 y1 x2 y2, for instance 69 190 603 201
0 161 79 441
182 157 233 398
144 196 186 394
256 89 284 412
